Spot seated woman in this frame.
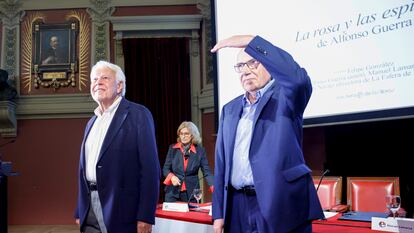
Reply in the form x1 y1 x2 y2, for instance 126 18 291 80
162 121 214 202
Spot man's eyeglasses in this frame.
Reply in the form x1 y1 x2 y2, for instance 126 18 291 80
234 59 260 73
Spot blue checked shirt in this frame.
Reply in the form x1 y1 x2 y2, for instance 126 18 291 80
231 79 275 189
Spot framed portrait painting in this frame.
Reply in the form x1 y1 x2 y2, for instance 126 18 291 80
32 21 78 88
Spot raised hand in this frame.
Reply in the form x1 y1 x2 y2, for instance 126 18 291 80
210 35 255 53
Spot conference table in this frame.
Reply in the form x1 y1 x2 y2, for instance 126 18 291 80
152 203 385 233
153 203 213 233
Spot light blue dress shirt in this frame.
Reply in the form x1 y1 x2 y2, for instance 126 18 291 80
231 79 275 189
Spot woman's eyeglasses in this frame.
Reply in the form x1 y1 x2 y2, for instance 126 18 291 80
179 132 191 136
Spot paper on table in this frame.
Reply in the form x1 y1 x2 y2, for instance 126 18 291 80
324 211 339 219
199 205 212 216
162 202 189 212
199 205 211 211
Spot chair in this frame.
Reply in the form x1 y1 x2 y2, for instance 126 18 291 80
346 177 400 212
313 176 343 211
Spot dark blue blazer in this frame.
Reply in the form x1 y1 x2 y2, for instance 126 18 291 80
75 98 160 233
212 36 323 232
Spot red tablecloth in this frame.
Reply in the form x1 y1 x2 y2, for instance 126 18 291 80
156 206 385 232
156 203 212 225
313 213 383 232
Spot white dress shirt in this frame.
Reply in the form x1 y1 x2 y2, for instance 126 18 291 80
85 97 122 182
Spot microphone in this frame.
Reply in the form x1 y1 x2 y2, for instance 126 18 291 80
316 169 330 192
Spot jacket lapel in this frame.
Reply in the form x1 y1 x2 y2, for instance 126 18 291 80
97 98 129 162
185 148 196 174
176 149 185 173
80 116 97 169
227 98 243 162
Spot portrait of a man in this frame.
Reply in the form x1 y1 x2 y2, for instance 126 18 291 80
41 33 69 65
32 22 78 89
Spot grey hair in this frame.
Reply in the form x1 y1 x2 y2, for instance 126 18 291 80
177 121 202 145
90 60 126 96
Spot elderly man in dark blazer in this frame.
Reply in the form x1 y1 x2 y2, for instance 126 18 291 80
211 35 323 233
75 61 160 233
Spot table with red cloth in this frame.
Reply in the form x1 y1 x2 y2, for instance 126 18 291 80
156 203 212 224
313 213 384 233
153 203 385 233
152 203 213 233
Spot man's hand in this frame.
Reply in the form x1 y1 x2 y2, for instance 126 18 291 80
211 35 255 53
213 218 224 233
137 221 152 233
75 218 80 225
171 175 181 186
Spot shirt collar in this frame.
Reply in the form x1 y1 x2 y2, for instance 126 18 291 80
242 78 275 105
94 96 122 116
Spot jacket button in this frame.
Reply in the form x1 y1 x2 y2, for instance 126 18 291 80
97 166 102 168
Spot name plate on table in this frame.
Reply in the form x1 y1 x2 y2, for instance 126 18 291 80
162 202 189 212
372 217 414 232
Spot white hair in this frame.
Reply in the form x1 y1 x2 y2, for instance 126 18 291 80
90 60 126 96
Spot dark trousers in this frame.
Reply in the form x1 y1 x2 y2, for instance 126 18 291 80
81 192 109 233
224 187 312 233
82 205 102 233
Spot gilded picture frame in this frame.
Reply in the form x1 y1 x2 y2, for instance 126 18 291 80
32 21 78 89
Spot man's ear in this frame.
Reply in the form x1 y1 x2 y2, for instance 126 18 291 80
117 81 123 94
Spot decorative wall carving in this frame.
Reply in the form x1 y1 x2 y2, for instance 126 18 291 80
66 10 91 91
3 28 17 77
87 0 114 22
197 0 213 85
87 0 115 64
0 0 25 92
0 0 24 136
20 12 44 93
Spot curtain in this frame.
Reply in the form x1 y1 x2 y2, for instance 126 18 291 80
122 38 192 199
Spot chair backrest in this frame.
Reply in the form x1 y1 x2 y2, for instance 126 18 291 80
347 177 400 212
313 176 342 210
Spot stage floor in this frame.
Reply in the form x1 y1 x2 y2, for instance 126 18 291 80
8 225 78 233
